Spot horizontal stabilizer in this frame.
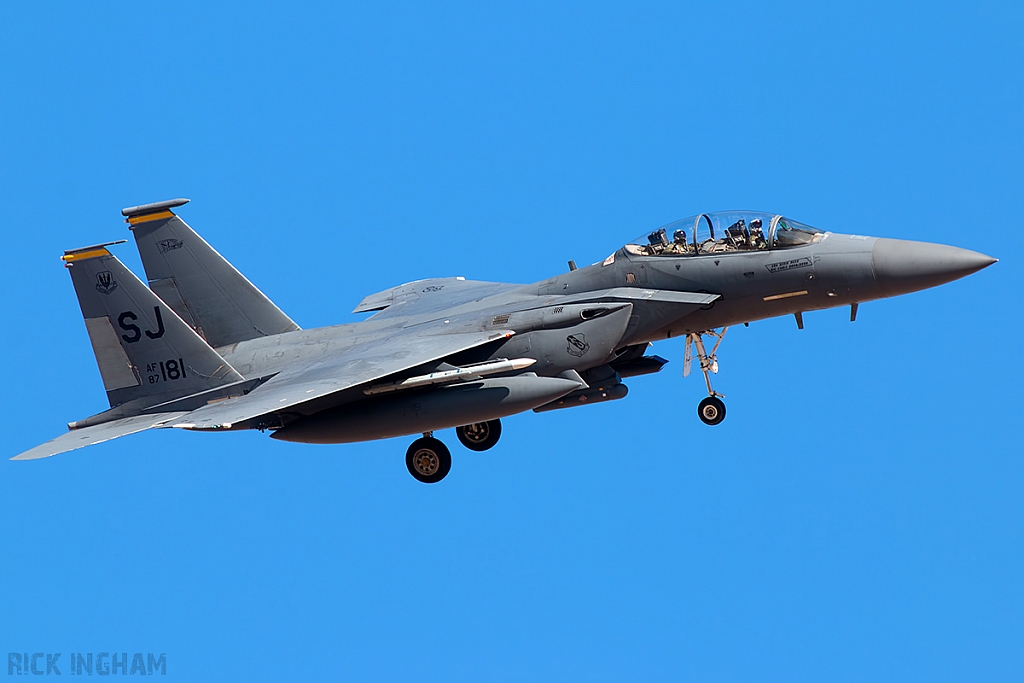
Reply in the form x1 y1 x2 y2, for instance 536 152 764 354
11 413 187 461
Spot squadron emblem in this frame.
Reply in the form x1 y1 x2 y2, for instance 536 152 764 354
157 238 184 253
566 334 589 357
95 271 118 295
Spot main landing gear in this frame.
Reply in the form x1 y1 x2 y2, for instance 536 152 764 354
456 419 502 452
405 419 503 483
684 327 729 426
406 435 451 484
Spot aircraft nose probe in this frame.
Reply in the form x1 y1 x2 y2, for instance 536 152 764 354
871 238 997 298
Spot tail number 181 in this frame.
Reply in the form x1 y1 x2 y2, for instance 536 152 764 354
147 358 187 384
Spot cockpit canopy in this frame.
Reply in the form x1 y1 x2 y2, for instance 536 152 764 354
624 211 827 257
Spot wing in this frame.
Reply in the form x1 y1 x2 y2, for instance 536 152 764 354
12 412 188 461
171 328 514 430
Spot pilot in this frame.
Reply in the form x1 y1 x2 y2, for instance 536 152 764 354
669 229 689 253
655 228 688 254
749 218 767 250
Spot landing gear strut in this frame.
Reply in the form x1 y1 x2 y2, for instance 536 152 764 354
456 419 502 452
406 433 451 483
685 327 729 426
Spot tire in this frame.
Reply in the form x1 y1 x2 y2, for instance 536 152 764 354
697 396 726 426
406 437 452 483
456 419 502 452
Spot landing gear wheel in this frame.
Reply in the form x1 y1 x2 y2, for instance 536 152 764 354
456 419 502 452
406 437 452 483
698 396 726 426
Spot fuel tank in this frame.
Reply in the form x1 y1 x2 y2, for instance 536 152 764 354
533 382 628 412
270 374 584 444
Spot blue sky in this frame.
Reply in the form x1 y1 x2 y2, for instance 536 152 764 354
1 2 1021 680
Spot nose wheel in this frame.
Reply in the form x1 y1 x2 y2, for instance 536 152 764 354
406 434 452 483
456 419 502 452
685 327 729 426
698 396 726 425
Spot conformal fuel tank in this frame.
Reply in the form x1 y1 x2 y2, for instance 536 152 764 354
270 375 583 444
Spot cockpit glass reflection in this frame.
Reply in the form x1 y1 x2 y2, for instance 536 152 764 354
771 217 825 248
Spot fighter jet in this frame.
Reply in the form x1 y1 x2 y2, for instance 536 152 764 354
14 199 996 482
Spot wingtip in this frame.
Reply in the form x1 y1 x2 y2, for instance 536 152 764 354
11 451 52 461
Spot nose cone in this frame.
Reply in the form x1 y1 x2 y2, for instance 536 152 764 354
872 238 996 297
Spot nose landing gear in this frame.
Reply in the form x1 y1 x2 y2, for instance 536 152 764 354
697 396 726 425
685 327 729 425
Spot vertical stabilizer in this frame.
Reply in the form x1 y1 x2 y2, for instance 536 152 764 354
62 243 245 408
124 199 300 348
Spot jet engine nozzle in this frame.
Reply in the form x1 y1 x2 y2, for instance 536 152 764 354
871 238 996 298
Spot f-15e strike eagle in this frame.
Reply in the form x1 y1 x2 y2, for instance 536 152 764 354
14 199 996 482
